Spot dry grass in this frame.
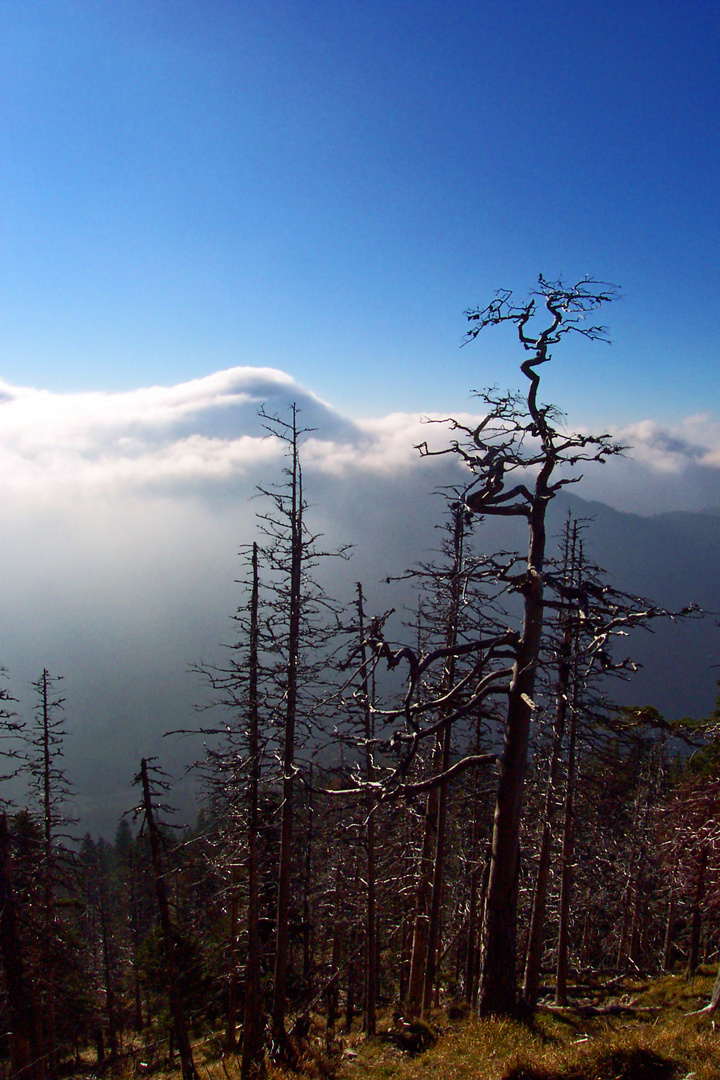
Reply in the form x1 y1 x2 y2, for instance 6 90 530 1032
330 968 720 1080
331 1009 720 1080
88 969 720 1080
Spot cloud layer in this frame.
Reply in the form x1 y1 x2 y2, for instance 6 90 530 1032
2 367 718 509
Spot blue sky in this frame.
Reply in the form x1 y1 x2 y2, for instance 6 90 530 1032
0 1 719 830
0 0 717 425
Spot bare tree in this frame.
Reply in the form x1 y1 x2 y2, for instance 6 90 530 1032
522 517 583 1007
0 812 44 1080
417 276 622 1015
255 405 348 1046
265 406 304 1045
355 583 378 1035
240 541 266 1078
25 670 75 1075
135 758 199 1080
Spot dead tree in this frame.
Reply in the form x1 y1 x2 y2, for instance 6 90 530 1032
136 759 198 1080
522 517 582 1007
192 537 268 1068
421 504 470 1014
269 408 303 1043
253 405 348 1049
0 813 44 1080
417 277 623 1015
355 583 378 1035
0 678 38 1080
240 542 266 1078
24 670 76 1077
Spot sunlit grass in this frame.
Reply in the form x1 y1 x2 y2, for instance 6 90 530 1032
333 969 720 1080
334 1009 720 1080
95 968 720 1080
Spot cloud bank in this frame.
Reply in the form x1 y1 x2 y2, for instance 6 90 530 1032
1 366 718 510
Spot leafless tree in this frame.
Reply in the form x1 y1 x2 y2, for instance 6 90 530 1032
416 276 624 1015
135 758 199 1080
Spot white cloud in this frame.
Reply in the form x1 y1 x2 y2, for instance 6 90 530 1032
613 415 720 474
1 367 719 512
572 413 720 514
0 367 338 497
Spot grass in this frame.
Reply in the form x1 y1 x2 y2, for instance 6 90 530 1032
333 1014 716 1080
75 968 720 1080
326 968 720 1080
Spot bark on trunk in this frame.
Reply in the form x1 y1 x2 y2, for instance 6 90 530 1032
662 863 677 972
406 768 439 1013
97 872 118 1062
326 860 343 1034
422 717 451 1013
129 850 143 1032
226 860 239 1051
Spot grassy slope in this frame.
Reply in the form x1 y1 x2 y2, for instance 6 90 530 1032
329 968 720 1080
97 968 720 1080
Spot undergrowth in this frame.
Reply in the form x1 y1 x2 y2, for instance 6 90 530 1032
330 967 719 1080
78 967 720 1080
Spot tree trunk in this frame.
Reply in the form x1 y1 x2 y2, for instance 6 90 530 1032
272 415 303 1040
139 760 198 1080
687 846 708 979
616 784 644 971
0 814 44 1080
399 814 414 1004
423 505 466 1014
464 852 480 1005
662 862 677 972
226 860 239 1052
555 678 578 1007
97 868 118 1062
406 767 439 1013
129 849 144 1032
422 716 451 1013
326 859 343 1034
522 683 568 1006
523 520 579 1007
357 584 378 1036
704 963 720 1012
464 714 486 1006
479 483 549 1016
39 672 57 1077
241 543 266 1078
302 770 314 1000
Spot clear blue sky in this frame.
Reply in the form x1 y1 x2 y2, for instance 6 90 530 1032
0 0 717 425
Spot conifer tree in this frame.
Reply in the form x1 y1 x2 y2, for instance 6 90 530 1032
25 670 75 1075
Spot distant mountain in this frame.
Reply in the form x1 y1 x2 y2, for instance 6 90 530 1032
335 487 719 724
546 494 719 721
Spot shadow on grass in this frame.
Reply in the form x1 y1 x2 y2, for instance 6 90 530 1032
502 1046 677 1080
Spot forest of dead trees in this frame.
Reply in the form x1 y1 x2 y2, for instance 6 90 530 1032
0 278 717 1080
